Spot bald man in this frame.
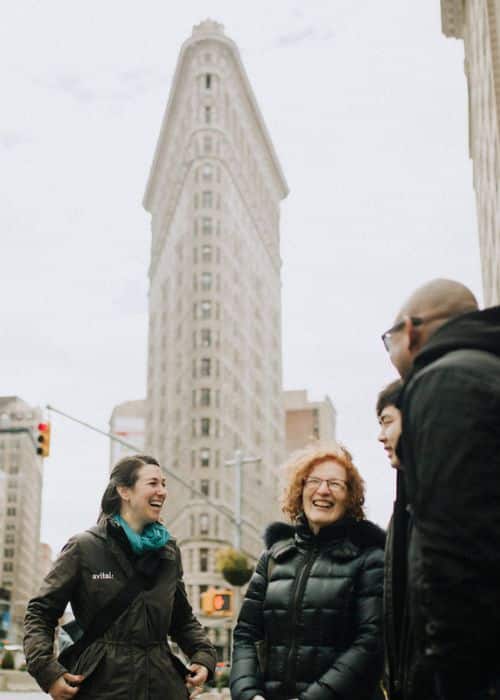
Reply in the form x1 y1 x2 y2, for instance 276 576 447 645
381 279 500 700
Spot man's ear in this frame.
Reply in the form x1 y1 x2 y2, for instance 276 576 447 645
407 317 421 352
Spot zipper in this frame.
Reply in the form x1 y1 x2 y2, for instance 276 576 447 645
284 546 319 697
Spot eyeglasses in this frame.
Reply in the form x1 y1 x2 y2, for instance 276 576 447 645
381 316 424 352
303 477 347 493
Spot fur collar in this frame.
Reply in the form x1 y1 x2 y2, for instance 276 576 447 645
264 517 385 551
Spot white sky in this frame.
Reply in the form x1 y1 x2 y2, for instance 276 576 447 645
1 1 481 555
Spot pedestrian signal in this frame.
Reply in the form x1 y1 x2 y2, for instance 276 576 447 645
200 588 233 616
37 422 51 457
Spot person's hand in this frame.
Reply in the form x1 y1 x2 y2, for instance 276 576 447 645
185 663 209 698
49 673 84 698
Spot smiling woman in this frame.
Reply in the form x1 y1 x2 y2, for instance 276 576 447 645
24 454 216 700
231 443 386 700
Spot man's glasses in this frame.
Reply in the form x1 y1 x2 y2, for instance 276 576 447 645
381 316 424 352
303 477 347 493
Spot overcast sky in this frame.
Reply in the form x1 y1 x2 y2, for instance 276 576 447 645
2 1 481 555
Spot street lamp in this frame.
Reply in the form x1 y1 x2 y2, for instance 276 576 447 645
225 450 261 550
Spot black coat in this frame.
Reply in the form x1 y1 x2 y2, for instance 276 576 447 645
230 516 385 700
399 306 500 698
24 520 216 699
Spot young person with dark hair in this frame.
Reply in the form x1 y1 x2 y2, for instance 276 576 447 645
24 454 216 700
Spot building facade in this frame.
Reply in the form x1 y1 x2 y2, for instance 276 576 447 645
0 397 44 644
143 20 288 658
284 390 337 455
441 0 500 305
109 399 146 470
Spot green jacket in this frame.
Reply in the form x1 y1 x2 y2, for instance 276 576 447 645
24 520 216 699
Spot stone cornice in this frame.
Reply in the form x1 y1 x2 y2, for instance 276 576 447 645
441 0 465 38
143 21 289 214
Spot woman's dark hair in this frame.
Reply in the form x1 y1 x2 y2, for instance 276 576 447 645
376 379 403 417
98 454 160 523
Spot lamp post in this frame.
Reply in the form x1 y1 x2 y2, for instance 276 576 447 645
224 450 261 550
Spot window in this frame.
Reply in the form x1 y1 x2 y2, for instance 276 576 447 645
199 584 208 607
202 191 213 208
204 106 211 124
202 217 213 235
192 390 196 408
3 563 13 573
191 420 196 438
200 480 209 497
203 136 212 154
199 548 209 572
200 512 209 533
202 244 212 262
193 247 198 263
201 329 211 347
205 74 212 90
6 508 16 517
201 418 210 436
200 448 210 467
201 272 212 291
202 164 213 182
201 301 211 319
201 358 211 377
201 388 211 407
4 548 13 558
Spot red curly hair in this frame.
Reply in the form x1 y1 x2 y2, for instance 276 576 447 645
281 442 366 522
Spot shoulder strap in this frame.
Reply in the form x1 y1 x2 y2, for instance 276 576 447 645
60 570 147 666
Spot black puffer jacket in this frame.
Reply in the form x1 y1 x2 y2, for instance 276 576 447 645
230 516 385 700
398 306 500 698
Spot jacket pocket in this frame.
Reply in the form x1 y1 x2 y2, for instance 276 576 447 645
69 641 107 681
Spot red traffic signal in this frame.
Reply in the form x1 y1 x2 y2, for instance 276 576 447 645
37 422 51 457
200 588 233 616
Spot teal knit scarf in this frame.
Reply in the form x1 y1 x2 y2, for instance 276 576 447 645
113 515 170 555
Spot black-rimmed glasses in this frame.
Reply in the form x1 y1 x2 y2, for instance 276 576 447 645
381 316 423 352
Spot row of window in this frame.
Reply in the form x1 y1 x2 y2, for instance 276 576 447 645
191 448 219 469
193 301 220 321
193 216 219 235
191 418 220 438
192 388 218 408
193 244 219 264
193 192 220 210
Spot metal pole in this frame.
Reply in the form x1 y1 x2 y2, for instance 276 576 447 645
234 449 242 550
46 404 263 539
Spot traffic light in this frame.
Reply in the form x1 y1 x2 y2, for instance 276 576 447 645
37 422 51 457
200 588 233 616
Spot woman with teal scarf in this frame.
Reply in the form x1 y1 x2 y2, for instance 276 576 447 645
24 454 216 700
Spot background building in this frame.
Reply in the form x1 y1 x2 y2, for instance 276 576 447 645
0 397 44 644
109 399 146 469
37 542 53 589
284 390 337 454
143 19 288 658
441 0 500 305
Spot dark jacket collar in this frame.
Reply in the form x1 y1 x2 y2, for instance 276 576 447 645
411 305 500 375
264 515 385 552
